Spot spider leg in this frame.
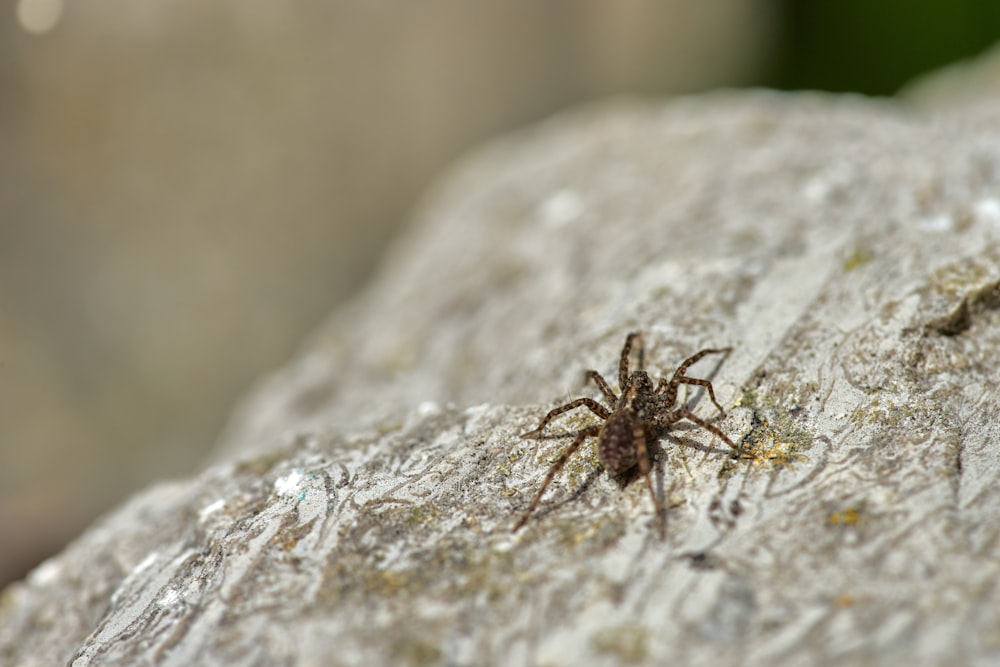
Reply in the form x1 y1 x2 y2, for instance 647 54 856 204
672 348 731 378
514 425 600 532
672 377 726 416
657 347 731 409
619 332 644 391
633 425 664 539
520 397 610 439
584 370 617 404
656 375 685 411
670 409 745 456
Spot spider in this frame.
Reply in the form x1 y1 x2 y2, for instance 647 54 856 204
514 331 743 538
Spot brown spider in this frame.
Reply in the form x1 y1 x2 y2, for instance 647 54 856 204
514 331 743 538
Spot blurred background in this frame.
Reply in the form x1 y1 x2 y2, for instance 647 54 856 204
2 0 999 589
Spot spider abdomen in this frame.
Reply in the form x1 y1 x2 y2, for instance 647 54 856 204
598 410 641 474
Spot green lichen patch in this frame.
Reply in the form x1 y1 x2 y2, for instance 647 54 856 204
848 394 926 429
843 247 873 271
519 431 601 488
318 517 527 610
591 624 649 664
927 261 996 300
555 512 627 553
921 257 1000 336
732 387 761 412
564 440 601 478
389 633 444 666
925 277 1000 336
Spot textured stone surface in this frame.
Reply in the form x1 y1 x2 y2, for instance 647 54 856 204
2 91 1000 666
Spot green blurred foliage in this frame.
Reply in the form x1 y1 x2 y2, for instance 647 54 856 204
771 0 1000 94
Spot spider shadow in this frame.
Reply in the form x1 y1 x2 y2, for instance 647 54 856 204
523 428 652 523
661 424 743 458
528 456 604 523
527 431 715 529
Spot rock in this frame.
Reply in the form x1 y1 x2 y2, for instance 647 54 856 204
2 91 1000 666
901 40 1000 114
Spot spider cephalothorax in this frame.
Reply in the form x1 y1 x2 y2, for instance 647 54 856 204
515 332 743 537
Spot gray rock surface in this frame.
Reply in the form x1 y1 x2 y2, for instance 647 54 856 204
2 91 1000 666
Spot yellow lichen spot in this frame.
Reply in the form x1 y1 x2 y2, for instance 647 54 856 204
745 440 805 467
735 416 808 469
496 449 525 477
828 508 861 526
835 594 856 608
